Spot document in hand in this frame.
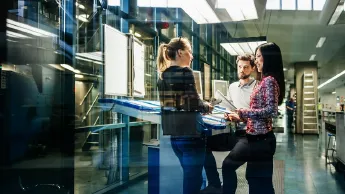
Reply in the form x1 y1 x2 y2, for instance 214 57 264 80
215 90 237 111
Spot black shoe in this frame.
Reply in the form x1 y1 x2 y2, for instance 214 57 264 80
200 185 222 194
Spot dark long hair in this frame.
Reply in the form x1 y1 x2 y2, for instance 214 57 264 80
255 42 285 105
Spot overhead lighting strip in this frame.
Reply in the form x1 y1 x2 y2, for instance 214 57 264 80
216 0 258 21
137 0 220 24
318 70 345 89
316 37 326 48
7 19 56 37
220 37 266 56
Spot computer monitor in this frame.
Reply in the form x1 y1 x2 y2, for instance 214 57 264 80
193 71 203 100
212 80 229 98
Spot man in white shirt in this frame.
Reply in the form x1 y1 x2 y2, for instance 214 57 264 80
201 54 257 194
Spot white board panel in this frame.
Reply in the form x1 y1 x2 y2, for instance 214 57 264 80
193 71 203 100
133 39 145 98
104 24 128 96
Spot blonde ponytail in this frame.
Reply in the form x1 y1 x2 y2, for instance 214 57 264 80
157 43 170 79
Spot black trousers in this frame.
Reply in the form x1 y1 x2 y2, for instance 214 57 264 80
204 133 237 188
222 131 276 194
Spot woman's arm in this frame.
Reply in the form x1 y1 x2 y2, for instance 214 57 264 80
237 76 279 119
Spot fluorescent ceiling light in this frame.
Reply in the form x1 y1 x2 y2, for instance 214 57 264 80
309 54 316 61
266 0 326 10
220 43 238 55
137 0 220 24
6 30 31 39
75 74 84 78
328 4 343 25
318 70 345 89
217 0 258 21
332 91 336 94
145 73 152 77
48 64 65 71
316 37 326 48
282 0 296 10
181 0 220 24
298 0 312 10
134 32 142 37
76 52 103 62
313 0 326 10
221 37 266 56
283 68 287 71
7 19 56 37
76 14 89 22
108 0 120 6
266 0 280 10
75 2 85 9
61 64 81 74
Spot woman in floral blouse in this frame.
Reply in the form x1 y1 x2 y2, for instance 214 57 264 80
222 42 285 194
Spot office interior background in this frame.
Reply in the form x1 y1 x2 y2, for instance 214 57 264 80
1 0 345 193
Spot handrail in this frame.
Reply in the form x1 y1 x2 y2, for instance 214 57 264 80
80 83 94 106
94 116 100 126
82 93 100 123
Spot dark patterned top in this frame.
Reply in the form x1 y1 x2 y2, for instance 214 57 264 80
157 66 209 113
237 76 279 135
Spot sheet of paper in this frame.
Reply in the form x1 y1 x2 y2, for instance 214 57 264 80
215 90 237 111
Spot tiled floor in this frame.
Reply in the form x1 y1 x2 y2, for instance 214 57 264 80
275 130 345 194
117 124 345 194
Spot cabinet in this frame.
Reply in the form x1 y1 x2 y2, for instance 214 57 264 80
336 113 345 165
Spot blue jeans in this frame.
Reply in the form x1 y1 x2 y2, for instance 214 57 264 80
171 137 206 194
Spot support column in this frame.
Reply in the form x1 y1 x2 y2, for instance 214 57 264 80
294 61 318 134
59 0 76 191
192 21 200 71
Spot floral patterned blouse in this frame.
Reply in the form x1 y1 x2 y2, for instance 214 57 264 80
237 76 279 135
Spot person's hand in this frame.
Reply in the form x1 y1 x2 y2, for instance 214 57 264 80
227 112 241 122
224 112 230 120
208 104 214 113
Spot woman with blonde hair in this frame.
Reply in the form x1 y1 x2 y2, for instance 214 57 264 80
157 37 213 194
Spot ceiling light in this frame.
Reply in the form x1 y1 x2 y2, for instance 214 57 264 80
76 52 102 62
76 14 89 22
316 37 326 48
75 2 85 9
332 91 336 94
220 43 238 55
217 0 258 21
6 31 31 39
61 64 81 74
145 74 152 77
181 1 220 24
313 0 327 11
298 0 312 10
137 0 220 24
318 70 345 89
221 36 266 56
309 54 316 61
7 19 56 37
282 0 296 10
134 32 142 37
108 0 120 6
328 4 344 25
75 74 84 78
283 68 287 71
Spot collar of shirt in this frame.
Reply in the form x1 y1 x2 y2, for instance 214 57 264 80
238 79 256 88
